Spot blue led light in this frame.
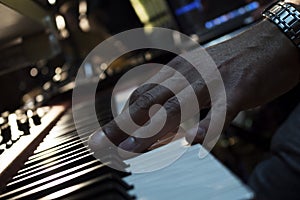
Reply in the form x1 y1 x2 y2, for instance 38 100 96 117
175 0 203 16
204 1 260 29
238 8 246 15
220 15 228 23
245 1 259 11
205 21 214 29
232 10 240 17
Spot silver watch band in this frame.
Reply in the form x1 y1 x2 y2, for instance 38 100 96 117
263 1 300 49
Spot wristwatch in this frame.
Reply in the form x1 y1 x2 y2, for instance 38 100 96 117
262 1 300 49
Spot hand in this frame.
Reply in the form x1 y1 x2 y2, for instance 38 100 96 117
88 20 300 154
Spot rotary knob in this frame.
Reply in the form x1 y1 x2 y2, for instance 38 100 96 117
18 118 31 135
31 111 41 126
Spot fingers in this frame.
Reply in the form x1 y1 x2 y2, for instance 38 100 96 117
89 54 207 154
89 69 201 153
122 69 195 126
128 59 180 105
118 80 210 152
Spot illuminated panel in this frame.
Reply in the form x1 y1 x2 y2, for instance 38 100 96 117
205 1 259 29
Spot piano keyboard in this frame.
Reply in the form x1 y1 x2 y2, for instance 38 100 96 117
0 105 66 188
125 140 253 199
0 102 254 199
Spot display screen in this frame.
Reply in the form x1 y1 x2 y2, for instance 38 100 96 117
167 0 270 42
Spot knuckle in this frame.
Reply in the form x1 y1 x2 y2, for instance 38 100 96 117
129 84 154 104
129 88 141 102
193 80 205 91
135 92 156 110
164 97 180 115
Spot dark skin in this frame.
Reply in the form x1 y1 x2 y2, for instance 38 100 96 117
88 0 300 154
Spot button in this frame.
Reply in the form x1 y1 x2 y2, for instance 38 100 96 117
32 114 41 126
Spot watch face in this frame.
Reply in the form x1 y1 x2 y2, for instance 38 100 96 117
167 0 273 42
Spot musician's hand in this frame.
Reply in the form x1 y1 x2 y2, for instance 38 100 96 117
88 20 300 154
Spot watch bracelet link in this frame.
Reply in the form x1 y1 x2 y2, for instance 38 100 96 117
263 1 300 49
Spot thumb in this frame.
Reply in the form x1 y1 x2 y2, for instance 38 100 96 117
185 107 239 145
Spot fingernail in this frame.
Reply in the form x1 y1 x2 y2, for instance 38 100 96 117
88 130 108 152
197 127 205 135
119 137 136 152
186 127 206 144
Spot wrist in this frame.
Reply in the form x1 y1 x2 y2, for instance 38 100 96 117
247 20 300 71
284 0 300 7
